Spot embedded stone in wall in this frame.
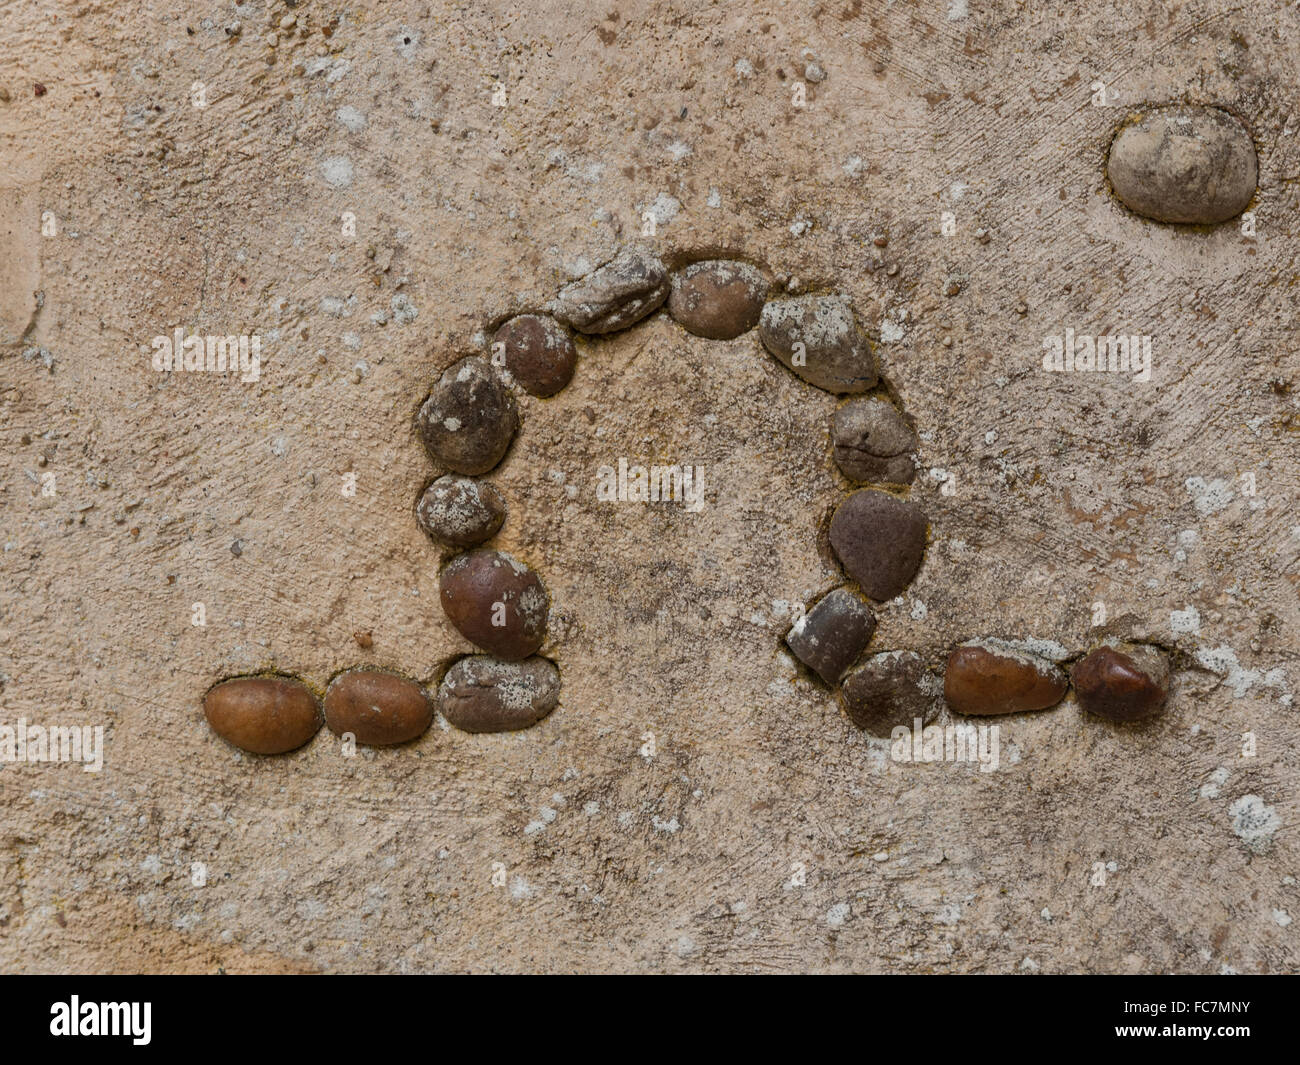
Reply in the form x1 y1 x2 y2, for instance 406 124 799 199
828 489 928 601
759 294 877 394
440 549 549 661
204 675 322 755
416 475 506 548
840 650 942 735
323 669 433 746
493 314 577 397
417 356 519 475
831 396 918 485
1107 105 1257 224
667 259 769 340
784 587 877 686
437 655 561 733
551 246 669 334
1071 643 1170 722
943 639 1068 716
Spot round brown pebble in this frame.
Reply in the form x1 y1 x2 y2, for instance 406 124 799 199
667 260 769 340
437 655 561 733
840 651 942 735
785 588 877 686
323 669 433 746
440 549 549 661
417 356 518 475
204 675 322 755
493 314 576 397
416 475 506 548
944 639 1068 716
828 490 928 601
831 397 918 485
1071 643 1169 722
551 245 669 334
1107 105 1257 224
759 294 878 394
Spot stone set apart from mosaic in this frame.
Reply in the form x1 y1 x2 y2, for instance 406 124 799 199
1106 105 1257 225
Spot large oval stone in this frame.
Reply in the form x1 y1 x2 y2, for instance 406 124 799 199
1107 106 1257 224
759 294 877 394
667 260 769 340
840 650 942 735
417 357 518 475
323 669 433 745
944 639 1068 716
831 397 918 485
551 246 669 334
437 655 561 733
827 490 928 601
784 588 876 686
493 314 576 397
204 675 322 755
416 475 506 548
440 549 548 661
1071 643 1169 721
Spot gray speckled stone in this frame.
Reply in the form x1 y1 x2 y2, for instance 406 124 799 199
551 246 669 334
831 397 917 485
438 655 560 733
416 476 506 548
1107 106 1257 224
759 294 877 393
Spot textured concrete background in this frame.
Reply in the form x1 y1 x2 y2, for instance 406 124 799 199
1 0 1297 973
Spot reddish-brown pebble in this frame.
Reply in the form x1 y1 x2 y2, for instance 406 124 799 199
827 489 928 601
440 549 549 661
204 675 322 755
944 640 1068 716
667 260 769 340
1072 644 1169 721
493 314 577 397
323 670 433 746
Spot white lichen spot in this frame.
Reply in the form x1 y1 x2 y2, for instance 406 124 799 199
1195 645 1288 698
335 105 367 132
321 156 354 188
1185 476 1234 516
880 319 906 343
1227 794 1280 853
826 902 851 928
1199 767 1230 799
